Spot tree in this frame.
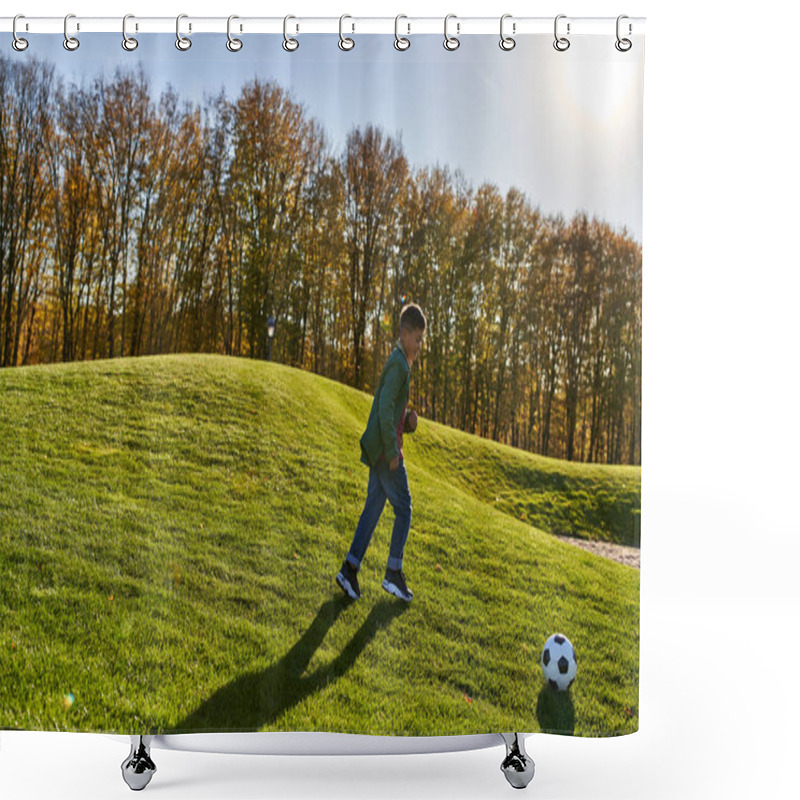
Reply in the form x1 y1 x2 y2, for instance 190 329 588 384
231 78 324 362
0 56 56 367
342 124 408 389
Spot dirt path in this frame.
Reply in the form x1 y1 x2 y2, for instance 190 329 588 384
555 535 640 569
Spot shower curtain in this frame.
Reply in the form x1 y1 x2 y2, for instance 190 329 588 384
0 20 643 740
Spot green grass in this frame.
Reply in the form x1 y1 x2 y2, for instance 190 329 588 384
0 354 639 737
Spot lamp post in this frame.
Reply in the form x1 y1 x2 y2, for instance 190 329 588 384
267 315 276 361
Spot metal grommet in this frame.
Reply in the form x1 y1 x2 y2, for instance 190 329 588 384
12 14 29 51
499 13 515 51
615 14 632 52
394 14 410 51
553 14 570 52
176 13 191 51
283 15 299 51
443 13 460 51
227 15 243 51
122 14 138 51
63 13 80 51
339 14 354 50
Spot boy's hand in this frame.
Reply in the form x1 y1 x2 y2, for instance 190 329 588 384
389 456 400 471
404 410 418 433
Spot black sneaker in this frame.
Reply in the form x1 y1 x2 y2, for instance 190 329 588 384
382 568 413 602
336 560 361 600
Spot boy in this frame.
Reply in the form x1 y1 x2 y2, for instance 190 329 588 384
336 303 426 603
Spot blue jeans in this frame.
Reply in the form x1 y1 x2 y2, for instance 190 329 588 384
346 456 411 572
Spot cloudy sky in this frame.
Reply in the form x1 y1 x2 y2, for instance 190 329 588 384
24 31 643 242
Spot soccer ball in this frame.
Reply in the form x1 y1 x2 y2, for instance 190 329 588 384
540 633 577 691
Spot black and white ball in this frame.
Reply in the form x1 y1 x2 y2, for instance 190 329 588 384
540 633 577 691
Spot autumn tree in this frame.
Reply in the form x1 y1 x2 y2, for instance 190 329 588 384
231 78 325 362
0 56 56 367
342 124 408 389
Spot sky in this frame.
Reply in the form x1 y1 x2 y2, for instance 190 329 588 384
19 32 643 243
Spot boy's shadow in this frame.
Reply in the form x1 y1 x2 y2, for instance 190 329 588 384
170 596 408 733
535 686 576 736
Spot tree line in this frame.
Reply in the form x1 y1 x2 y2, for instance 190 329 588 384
0 55 641 465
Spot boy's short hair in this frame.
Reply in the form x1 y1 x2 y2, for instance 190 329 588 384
399 303 427 333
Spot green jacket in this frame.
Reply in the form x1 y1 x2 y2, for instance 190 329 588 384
359 340 411 467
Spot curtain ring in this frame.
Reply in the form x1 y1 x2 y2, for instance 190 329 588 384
122 14 138 51
283 15 299 51
615 14 632 52
499 13 515 51
176 13 191 50
339 14 354 50
443 14 460 51
553 14 570 51
227 15 243 51
394 14 410 51
63 13 80 51
12 14 29 51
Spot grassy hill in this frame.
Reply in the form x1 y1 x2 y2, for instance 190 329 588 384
0 354 639 737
